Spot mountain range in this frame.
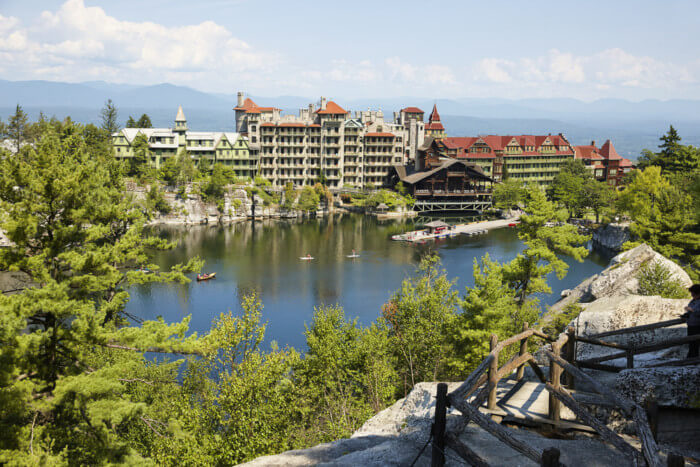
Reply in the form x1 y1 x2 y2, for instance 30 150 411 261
1 79 699 159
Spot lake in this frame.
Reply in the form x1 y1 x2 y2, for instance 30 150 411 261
125 214 613 350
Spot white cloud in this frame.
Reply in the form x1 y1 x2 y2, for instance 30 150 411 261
474 48 695 92
0 0 276 90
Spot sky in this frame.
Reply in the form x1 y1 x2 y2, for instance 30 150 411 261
1 0 699 101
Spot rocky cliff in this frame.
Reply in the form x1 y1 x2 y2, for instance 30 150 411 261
591 222 631 252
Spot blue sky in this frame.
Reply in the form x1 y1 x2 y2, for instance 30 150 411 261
1 0 699 100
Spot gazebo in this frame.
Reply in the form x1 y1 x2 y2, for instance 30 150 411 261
376 203 389 212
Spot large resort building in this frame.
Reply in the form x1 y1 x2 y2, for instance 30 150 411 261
112 92 632 192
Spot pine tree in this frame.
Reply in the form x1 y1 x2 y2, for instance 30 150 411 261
100 99 119 135
137 114 153 128
126 116 138 128
7 104 29 153
0 121 203 463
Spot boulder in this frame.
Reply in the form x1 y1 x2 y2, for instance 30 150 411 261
615 367 700 408
574 295 687 362
592 223 630 252
549 244 691 314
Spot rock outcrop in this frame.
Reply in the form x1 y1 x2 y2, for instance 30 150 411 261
549 244 691 314
592 223 630 252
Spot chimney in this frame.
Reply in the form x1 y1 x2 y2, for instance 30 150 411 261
320 97 327 110
237 92 244 107
591 140 595 147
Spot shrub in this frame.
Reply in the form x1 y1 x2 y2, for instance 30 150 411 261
636 261 690 299
542 303 583 339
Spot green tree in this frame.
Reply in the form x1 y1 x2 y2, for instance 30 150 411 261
282 182 296 211
636 261 690 299
657 125 682 171
295 185 320 213
100 99 119 135
7 104 29 153
381 255 459 392
126 116 138 128
493 178 526 210
136 114 153 128
549 159 592 217
130 133 150 177
0 122 203 464
202 163 234 200
176 149 198 185
582 178 616 223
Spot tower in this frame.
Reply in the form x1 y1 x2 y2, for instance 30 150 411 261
425 104 445 140
174 105 187 147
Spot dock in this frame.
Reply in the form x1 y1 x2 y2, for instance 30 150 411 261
392 217 519 243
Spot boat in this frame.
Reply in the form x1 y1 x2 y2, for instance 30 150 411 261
346 254 360 258
138 267 153 274
508 222 519 227
300 256 314 261
196 272 216 281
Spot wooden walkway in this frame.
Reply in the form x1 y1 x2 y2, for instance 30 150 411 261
476 379 597 432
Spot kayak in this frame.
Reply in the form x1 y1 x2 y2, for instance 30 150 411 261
197 272 216 281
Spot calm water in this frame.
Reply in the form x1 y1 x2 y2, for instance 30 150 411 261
126 214 612 350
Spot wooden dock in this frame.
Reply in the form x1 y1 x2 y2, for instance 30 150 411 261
393 217 519 243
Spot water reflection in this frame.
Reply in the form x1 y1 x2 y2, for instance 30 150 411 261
126 214 612 349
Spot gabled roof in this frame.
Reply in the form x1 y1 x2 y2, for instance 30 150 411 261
428 104 441 123
574 145 604 161
234 97 279 113
344 119 363 128
599 140 621 160
401 106 424 114
396 159 491 184
316 101 347 115
175 105 186 122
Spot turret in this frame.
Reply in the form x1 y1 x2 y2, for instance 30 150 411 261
174 105 187 146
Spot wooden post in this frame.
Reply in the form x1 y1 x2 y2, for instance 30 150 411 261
548 342 562 422
517 322 529 381
432 383 448 467
564 326 576 389
667 453 684 467
645 400 659 440
488 334 499 410
626 347 634 369
541 447 560 467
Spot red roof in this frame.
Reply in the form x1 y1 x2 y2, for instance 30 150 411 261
365 132 395 138
401 106 424 114
599 140 621 160
234 97 258 111
426 122 445 131
279 123 306 127
428 104 441 123
574 145 604 160
316 101 347 114
234 97 279 113
261 123 276 127
619 158 633 167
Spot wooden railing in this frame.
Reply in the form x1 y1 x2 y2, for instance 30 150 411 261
428 320 692 467
575 318 700 372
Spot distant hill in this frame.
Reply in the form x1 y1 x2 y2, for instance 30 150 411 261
1 79 699 159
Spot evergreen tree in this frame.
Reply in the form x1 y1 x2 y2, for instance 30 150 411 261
136 114 153 128
657 125 681 171
126 116 138 128
100 99 119 135
549 159 592 217
0 122 203 464
130 133 150 177
493 178 526 210
7 104 29 153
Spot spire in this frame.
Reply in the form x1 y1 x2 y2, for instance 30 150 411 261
429 104 441 123
175 105 186 122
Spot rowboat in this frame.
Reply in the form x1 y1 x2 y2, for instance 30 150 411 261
299 256 314 261
196 272 216 281
346 254 360 258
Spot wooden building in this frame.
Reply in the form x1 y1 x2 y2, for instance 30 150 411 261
392 138 493 213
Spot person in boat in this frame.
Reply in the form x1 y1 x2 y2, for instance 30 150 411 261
352 249 356 256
